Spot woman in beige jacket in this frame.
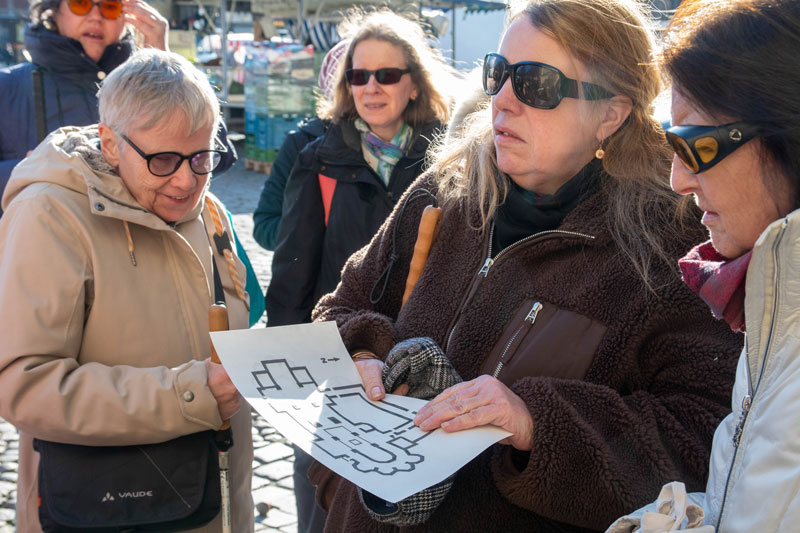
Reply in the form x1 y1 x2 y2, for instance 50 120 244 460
0 49 253 532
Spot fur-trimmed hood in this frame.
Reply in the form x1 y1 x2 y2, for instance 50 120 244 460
2 125 207 228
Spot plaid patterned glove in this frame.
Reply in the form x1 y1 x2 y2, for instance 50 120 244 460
358 337 462 526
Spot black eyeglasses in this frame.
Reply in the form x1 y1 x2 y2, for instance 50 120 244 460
121 135 226 177
345 68 412 86
663 121 759 174
482 53 614 110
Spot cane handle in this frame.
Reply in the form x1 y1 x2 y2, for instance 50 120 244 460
402 205 443 307
209 303 231 430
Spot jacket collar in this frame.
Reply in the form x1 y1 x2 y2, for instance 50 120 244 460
743 207 800 383
24 24 134 78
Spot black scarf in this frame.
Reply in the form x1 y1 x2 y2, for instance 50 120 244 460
492 160 601 254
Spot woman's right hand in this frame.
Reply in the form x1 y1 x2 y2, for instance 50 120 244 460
122 0 170 51
204 358 241 421
356 358 386 400
355 358 409 400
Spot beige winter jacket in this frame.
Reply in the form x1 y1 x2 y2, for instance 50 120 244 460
0 126 254 532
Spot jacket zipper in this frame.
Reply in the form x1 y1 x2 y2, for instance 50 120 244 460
491 301 543 378
443 223 595 352
716 219 787 529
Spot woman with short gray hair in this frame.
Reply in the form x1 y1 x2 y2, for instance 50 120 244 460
0 49 254 532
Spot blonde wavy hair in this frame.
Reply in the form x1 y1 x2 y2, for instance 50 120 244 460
317 8 454 128
432 0 688 289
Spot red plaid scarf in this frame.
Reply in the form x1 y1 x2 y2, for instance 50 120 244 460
678 241 752 333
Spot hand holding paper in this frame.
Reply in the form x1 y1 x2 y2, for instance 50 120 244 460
210 322 510 503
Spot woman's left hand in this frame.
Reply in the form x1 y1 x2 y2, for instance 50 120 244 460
413 375 533 451
123 0 169 52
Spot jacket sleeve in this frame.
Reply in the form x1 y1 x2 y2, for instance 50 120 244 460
312 180 430 356
265 146 328 327
0 194 223 446
252 129 304 251
226 210 265 326
491 283 740 530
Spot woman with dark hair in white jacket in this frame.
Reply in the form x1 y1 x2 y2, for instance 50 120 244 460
609 1 800 531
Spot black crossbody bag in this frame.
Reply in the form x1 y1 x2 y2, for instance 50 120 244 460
34 430 221 532
33 256 229 532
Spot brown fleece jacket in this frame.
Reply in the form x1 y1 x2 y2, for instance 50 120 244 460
313 174 742 532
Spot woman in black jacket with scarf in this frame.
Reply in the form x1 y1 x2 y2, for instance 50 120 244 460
266 10 454 328
264 9 455 533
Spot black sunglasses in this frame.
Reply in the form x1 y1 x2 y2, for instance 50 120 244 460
482 53 614 110
663 121 759 174
345 68 412 86
121 135 226 177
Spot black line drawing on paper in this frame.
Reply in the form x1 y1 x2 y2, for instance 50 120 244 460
251 358 431 475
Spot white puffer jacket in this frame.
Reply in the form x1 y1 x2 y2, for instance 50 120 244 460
607 207 800 533
703 207 800 532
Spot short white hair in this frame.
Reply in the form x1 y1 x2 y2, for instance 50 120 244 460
98 49 220 136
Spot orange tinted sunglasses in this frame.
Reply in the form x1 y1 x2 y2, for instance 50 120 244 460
65 0 123 19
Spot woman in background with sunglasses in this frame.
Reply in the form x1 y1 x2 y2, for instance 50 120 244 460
0 0 169 215
314 0 742 531
608 1 800 531
265 10 454 532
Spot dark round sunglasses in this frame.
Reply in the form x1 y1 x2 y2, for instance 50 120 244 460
482 53 614 110
121 135 226 177
663 121 759 174
345 68 412 86
65 0 123 19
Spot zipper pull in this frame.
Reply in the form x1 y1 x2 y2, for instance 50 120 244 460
492 302 544 379
479 257 494 277
732 394 752 447
525 302 543 323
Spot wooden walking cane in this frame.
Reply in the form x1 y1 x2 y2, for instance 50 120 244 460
209 303 233 533
401 204 443 307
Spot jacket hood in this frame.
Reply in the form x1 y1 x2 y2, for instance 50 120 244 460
2 125 207 229
24 25 134 78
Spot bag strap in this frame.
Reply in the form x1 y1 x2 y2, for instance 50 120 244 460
369 188 438 305
32 66 47 143
202 197 247 306
212 255 226 306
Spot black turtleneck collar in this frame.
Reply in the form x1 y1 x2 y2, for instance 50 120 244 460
492 159 602 255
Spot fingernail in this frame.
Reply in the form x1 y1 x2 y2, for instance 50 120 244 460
371 387 381 398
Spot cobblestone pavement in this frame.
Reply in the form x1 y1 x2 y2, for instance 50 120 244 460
0 153 299 532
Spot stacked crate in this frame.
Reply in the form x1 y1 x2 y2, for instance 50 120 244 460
244 42 317 173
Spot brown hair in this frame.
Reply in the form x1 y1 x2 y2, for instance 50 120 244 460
431 0 686 289
317 8 454 128
29 0 62 31
661 0 800 207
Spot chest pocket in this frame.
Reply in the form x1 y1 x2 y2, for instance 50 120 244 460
480 298 607 385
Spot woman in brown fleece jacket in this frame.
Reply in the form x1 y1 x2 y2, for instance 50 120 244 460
312 0 743 531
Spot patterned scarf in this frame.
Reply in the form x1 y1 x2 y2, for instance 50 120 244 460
355 118 413 185
678 240 752 333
